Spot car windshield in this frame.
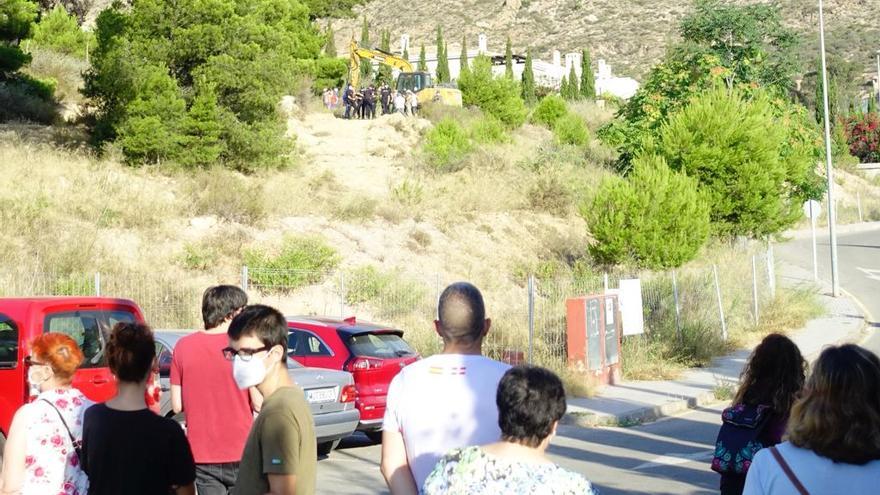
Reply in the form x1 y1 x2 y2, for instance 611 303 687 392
347 332 415 359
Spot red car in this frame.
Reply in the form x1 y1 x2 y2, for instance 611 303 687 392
286 316 419 441
0 297 146 445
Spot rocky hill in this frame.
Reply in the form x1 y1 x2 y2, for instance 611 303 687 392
328 0 880 80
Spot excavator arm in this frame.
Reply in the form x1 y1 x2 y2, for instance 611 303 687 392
348 39 414 89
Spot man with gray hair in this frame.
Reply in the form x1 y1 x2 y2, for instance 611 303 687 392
380 282 511 494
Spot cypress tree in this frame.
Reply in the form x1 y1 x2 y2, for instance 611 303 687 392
324 21 337 57
377 30 392 84
418 44 427 71
504 36 513 78
567 64 579 100
815 71 838 128
560 75 569 98
459 35 469 77
359 16 372 82
580 48 595 99
403 45 409 62
435 27 450 83
521 48 536 106
869 94 878 114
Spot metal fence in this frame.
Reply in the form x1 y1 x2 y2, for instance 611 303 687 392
0 244 779 370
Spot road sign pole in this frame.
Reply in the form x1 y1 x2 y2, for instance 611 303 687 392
818 0 840 297
810 202 818 281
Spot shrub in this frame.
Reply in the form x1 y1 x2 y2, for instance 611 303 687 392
553 113 590 146
30 5 94 58
423 118 473 172
531 94 568 127
582 154 710 269
843 112 880 163
457 55 527 129
244 237 340 291
469 116 508 144
188 169 266 224
528 172 572 215
0 76 57 123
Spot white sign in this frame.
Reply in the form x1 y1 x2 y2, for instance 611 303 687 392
607 279 645 336
803 200 822 219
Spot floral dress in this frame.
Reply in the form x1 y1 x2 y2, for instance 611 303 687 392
423 446 598 495
20 388 91 495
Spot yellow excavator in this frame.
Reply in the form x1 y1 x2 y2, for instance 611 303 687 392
348 39 462 107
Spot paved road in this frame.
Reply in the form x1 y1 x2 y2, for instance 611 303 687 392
317 405 724 495
776 228 880 355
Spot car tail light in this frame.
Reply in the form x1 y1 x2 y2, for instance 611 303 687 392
340 384 357 403
346 357 384 371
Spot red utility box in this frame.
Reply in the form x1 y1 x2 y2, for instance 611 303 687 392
566 294 622 385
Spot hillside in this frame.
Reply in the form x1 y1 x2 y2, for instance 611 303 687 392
328 0 880 80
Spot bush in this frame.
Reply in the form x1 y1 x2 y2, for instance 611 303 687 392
30 5 94 58
528 172 572 215
188 168 266 224
582 154 710 269
0 76 57 123
244 237 340 291
843 112 880 163
553 113 590 146
469 116 508 144
457 55 527 129
423 118 473 172
531 94 568 127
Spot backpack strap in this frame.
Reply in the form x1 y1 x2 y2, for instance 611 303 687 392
769 446 809 495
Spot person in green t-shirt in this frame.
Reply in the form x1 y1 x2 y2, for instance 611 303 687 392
224 305 317 495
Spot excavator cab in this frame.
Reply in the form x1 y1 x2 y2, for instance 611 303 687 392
396 72 432 93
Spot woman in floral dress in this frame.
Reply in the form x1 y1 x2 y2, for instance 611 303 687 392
423 365 598 495
0 333 91 495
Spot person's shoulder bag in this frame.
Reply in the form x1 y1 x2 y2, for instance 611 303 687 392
41 398 83 462
769 446 810 495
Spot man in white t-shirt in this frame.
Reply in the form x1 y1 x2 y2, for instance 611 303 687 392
380 282 510 494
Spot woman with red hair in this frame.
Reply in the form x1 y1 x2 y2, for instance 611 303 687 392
0 333 91 495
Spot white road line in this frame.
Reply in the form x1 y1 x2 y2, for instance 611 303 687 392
857 267 880 282
632 450 715 471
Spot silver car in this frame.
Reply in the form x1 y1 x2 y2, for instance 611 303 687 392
154 331 360 456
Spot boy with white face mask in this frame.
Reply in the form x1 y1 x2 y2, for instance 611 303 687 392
224 305 316 495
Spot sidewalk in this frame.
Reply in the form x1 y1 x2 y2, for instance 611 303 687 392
563 261 868 427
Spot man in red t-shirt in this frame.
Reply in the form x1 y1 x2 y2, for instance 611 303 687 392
170 285 261 494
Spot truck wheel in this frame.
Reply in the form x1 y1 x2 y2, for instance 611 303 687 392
365 430 383 444
317 439 340 457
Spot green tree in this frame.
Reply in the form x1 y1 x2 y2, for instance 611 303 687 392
869 95 878 114
504 36 513 79
117 64 186 164
457 55 526 128
324 21 336 57
566 64 579 100
359 16 372 81
583 154 711 269
559 75 569 98
815 70 838 128
435 27 449 83
402 45 409 62
654 88 816 238
459 35 468 77
521 48 536 105
302 0 366 20
29 4 94 58
418 44 427 71
179 81 225 168
0 0 38 77
376 30 392 84
580 48 595 99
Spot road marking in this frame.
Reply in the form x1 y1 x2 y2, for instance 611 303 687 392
857 267 880 282
632 450 715 471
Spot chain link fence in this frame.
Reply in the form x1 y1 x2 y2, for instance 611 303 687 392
0 245 779 373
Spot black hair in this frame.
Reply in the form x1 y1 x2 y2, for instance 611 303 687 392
437 282 486 344
734 333 806 415
107 322 156 383
202 285 248 330
497 365 567 448
227 304 288 354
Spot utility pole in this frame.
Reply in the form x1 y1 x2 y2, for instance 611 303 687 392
818 0 840 297
876 51 880 108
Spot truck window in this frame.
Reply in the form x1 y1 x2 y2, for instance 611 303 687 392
0 316 18 369
44 310 136 369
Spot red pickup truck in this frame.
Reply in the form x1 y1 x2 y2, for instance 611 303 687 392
0 297 146 448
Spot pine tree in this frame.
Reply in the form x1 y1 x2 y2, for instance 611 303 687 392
504 36 513 79
377 30 392 85
180 82 225 168
580 48 595 99
418 44 427 71
436 27 450 83
521 48 536 106
459 35 469 77
324 21 337 57
567 64 579 100
359 16 372 82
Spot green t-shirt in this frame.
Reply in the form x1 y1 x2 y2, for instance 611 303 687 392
233 386 317 495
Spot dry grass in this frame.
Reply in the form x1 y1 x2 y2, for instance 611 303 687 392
23 48 88 106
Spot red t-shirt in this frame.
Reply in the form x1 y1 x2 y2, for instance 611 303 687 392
170 332 253 463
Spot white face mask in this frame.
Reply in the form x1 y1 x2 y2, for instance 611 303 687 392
28 365 50 394
232 353 268 390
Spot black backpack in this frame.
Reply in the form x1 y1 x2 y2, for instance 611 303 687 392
711 403 773 475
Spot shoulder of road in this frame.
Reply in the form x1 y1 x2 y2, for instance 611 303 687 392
563 253 871 428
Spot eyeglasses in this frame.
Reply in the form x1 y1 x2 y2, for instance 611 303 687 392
24 356 47 367
221 346 270 362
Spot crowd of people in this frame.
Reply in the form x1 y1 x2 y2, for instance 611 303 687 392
0 281 879 495
321 83 420 120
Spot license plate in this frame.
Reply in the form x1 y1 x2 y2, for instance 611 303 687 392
306 387 338 404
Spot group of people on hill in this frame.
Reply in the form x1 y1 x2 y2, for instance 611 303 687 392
1 281 879 495
339 83 419 120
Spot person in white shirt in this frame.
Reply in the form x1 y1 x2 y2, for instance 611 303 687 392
743 344 880 495
380 282 511 495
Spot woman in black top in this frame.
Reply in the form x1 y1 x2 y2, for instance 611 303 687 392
81 322 195 495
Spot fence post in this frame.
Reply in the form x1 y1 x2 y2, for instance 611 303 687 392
857 191 863 223
240 266 249 292
94 272 101 297
527 275 535 365
672 270 682 343
712 264 727 341
752 255 759 326
339 272 346 317
766 243 776 299
603 273 609 293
